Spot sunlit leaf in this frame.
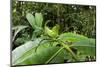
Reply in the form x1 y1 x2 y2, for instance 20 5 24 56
45 26 56 37
70 38 96 57
12 38 42 65
26 13 36 29
58 32 88 42
52 24 60 36
35 13 43 27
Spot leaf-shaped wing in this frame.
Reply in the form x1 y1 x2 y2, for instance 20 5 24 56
52 24 60 36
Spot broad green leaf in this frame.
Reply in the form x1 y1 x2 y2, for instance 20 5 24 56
35 13 43 27
12 38 42 65
12 25 28 42
13 46 60 65
12 39 71 65
70 38 96 57
26 13 36 29
58 32 88 42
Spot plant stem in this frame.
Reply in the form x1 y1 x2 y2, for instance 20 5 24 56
45 47 64 64
58 40 78 61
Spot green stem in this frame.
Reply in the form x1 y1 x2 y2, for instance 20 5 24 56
45 47 64 64
58 40 78 61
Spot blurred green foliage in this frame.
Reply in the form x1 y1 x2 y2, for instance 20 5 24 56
12 0 96 48
12 1 96 64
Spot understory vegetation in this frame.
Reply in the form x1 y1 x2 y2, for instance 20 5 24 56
12 0 96 66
